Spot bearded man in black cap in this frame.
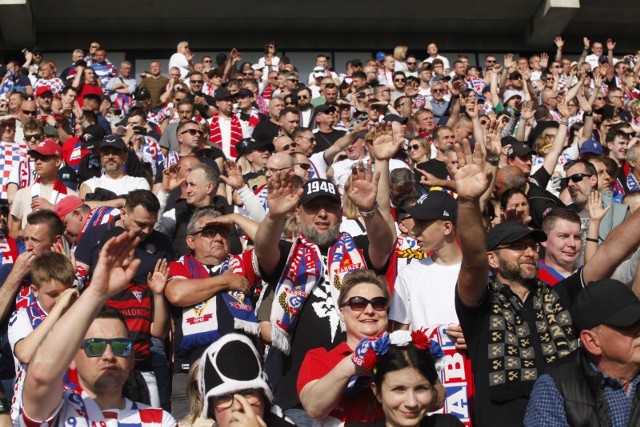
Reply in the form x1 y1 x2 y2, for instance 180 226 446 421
450 139 640 427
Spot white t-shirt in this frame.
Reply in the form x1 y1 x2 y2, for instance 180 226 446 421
82 175 150 195
389 257 461 329
11 183 77 227
168 52 190 79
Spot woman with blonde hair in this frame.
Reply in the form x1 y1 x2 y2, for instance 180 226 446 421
407 136 430 168
393 45 409 73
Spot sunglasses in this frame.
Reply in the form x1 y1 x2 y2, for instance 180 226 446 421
340 296 388 311
22 110 37 116
561 173 592 185
295 163 311 170
497 242 540 253
394 79 406 83
432 89 445 93
297 95 309 100
287 79 299 84
190 80 203 84
192 226 230 238
281 142 298 150
81 338 133 358
180 129 203 136
24 133 42 140
243 72 254 76
408 144 421 151
596 97 605 100
407 62 416 66
486 60 496 63
285 101 295 106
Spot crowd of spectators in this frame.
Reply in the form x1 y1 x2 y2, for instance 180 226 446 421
0 36 639 427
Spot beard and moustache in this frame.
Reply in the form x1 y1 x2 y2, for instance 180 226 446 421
298 222 340 248
498 254 538 286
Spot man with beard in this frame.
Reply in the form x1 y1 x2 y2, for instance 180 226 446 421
451 140 640 426
208 88 242 159
254 167 395 426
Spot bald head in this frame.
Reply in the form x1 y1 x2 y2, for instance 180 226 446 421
494 165 527 199
267 152 294 170
273 135 295 153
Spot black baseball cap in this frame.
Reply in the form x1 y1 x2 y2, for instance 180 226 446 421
508 141 534 158
235 137 274 157
572 279 640 332
213 87 234 101
486 221 547 251
299 179 340 205
400 191 457 223
99 134 127 151
383 114 408 124
316 104 336 114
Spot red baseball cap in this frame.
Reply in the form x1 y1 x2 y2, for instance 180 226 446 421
35 86 53 97
28 139 62 158
54 196 84 220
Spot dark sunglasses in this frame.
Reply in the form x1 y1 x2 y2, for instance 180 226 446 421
22 110 37 116
596 97 605 100
561 173 592 185
486 60 496 63
192 226 230 238
432 89 445 93
243 72 254 76
190 80 203 84
24 133 42 140
180 129 203 136
394 79 406 83
81 338 133 358
407 62 416 66
281 142 298 150
287 79 299 84
297 95 309 100
295 163 311 170
340 296 388 311
408 144 421 151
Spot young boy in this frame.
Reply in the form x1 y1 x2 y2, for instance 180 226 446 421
7 251 78 424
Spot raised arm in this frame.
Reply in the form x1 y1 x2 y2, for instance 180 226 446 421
554 37 564 63
447 141 492 307
541 97 570 176
23 231 141 421
323 122 368 167
254 171 303 277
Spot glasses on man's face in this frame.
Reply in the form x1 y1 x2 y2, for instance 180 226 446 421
281 142 297 151
243 72 254 77
22 110 37 116
24 133 42 141
561 173 592 185
497 242 540 253
394 79 406 83
299 135 316 142
432 89 445 93
407 62 416 66
340 296 388 311
181 129 203 136
285 101 295 106
192 226 230 239
297 95 309 100
596 97 605 101
486 60 496 64
81 338 133 358
190 80 203 84
213 390 261 410
203 59 212 63
295 162 311 170
287 79 299 84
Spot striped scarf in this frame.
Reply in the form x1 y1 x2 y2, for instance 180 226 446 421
270 233 366 354
208 112 242 160
30 178 70 205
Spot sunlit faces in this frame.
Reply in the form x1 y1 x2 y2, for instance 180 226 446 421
339 283 388 340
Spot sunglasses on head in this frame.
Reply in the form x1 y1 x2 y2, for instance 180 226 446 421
340 296 388 311
181 129 203 136
561 173 592 185
81 338 133 358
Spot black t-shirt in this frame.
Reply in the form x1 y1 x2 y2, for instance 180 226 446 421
75 218 174 284
526 183 564 229
313 129 347 153
188 92 215 118
252 118 279 143
455 270 583 427
260 236 386 410
415 159 448 189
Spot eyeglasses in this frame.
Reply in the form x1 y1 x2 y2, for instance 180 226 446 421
22 110 37 116
213 390 261 410
90 44 100 49
486 60 496 63
561 173 592 185
596 97 605 100
340 296 388 311
81 338 133 358
281 142 297 151
24 133 42 140
31 153 57 162
407 62 416 66
190 80 203 84
297 95 309 100
298 135 316 142
287 79 299 84
180 129 203 136
497 242 540 253
285 101 295 106
432 89 445 93
295 163 311 170
203 59 212 63
394 78 406 83
408 144 421 151
243 72 254 76
192 226 230 239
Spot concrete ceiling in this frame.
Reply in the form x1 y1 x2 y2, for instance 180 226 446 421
1 0 639 53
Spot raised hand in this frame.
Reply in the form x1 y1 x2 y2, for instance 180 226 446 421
147 258 169 296
520 100 534 120
465 97 479 119
606 38 616 51
484 119 505 161
50 288 79 316
588 190 610 222
345 161 379 211
583 36 590 50
220 160 246 190
267 170 303 216
444 140 491 201
504 53 515 70
501 206 532 225
576 92 592 114
557 96 570 119
162 163 185 193
370 122 402 161
416 169 444 188
539 52 549 69
90 230 141 298
554 36 565 49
